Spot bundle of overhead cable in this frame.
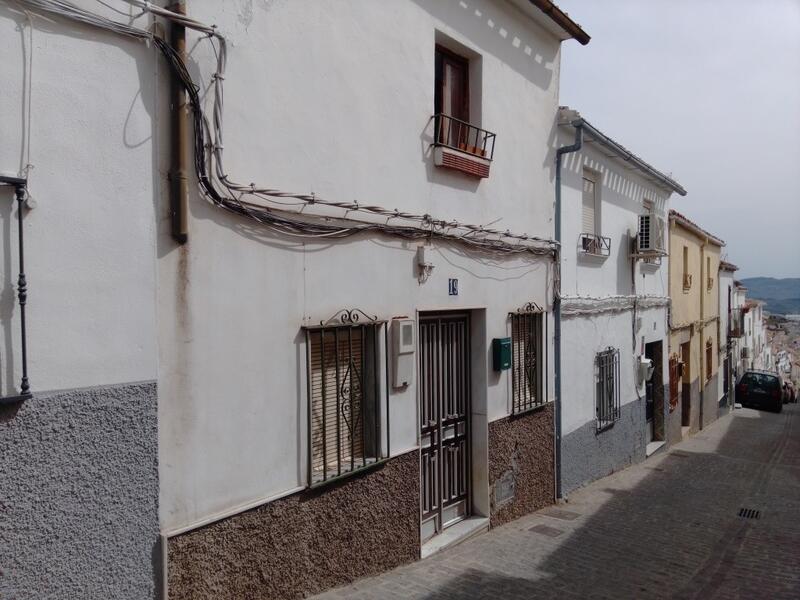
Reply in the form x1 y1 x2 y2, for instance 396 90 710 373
10 0 558 258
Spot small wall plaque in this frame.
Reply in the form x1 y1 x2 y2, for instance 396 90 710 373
448 278 459 296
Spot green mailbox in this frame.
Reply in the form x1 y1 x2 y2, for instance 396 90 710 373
492 337 511 371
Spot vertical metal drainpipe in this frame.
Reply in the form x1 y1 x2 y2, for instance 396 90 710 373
169 1 189 244
554 121 583 499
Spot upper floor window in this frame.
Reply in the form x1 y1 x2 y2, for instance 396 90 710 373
435 45 469 130
579 168 610 256
432 43 494 177
706 256 713 290
682 246 692 290
582 169 599 236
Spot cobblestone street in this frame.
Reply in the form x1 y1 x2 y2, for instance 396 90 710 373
314 404 800 599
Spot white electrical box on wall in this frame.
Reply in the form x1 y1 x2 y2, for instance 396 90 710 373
391 318 415 388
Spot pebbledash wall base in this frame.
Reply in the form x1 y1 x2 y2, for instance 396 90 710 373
488 403 555 527
167 449 419 600
561 398 646 495
0 382 159 600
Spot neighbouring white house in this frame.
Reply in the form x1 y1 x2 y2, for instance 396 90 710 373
718 260 739 416
555 107 686 494
0 1 591 598
743 300 770 371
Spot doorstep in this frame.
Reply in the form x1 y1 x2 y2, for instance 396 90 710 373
646 441 666 457
421 516 489 559
681 426 691 439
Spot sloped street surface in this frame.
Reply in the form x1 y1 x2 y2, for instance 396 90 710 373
314 404 800 599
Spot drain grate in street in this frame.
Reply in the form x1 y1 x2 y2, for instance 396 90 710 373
529 524 564 538
738 508 760 519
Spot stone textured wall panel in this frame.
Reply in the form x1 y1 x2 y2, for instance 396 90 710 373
0 382 159 600
167 449 419 600
488 404 554 527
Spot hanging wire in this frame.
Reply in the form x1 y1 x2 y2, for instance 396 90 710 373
10 0 558 258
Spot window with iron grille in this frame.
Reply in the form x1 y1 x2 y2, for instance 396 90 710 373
596 347 621 431
510 311 544 414
305 312 387 486
706 338 713 381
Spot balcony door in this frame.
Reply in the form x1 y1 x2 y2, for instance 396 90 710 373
435 46 469 149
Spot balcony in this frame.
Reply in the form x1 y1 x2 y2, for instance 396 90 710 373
432 114 496 178
683 273 693 291
579 233 611 258
729 309 744 338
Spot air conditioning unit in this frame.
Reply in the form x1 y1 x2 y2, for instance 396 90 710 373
637 213 666 254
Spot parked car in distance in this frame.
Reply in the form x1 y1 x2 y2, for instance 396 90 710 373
736 371 784 413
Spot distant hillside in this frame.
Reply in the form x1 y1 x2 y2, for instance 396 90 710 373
740 277 800 315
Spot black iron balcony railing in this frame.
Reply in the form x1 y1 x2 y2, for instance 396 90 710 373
1 175 32 406
433 113 496 161
729 308 744 338
580 233 611 257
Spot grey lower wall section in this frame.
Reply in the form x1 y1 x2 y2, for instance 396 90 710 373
0 382 159 600
562 399 646 495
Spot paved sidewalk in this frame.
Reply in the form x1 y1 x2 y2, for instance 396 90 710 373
313 404 800 599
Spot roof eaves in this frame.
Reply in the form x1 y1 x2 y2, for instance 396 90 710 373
528 0 590 45
669 209 726 246
558 107 687 196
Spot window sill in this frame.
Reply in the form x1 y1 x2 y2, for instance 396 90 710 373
578 250 609 262
433 145 491 178
308 456 388 490
511 399 553 419
596 419 618 434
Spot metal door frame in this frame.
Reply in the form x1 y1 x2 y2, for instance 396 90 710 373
419 311 472 542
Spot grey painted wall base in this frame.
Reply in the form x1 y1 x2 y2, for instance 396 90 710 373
0 381 159 600
562 399 646 495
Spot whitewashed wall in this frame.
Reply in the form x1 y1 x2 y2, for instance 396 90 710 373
557 130 672 299
158 0 564 532
0 3 159 394
561 306 667 436
556 126 674 434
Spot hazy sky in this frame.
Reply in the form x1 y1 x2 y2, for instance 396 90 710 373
557 0 800 279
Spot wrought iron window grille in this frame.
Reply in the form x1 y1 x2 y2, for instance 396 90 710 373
433 113 496 161
304 308 389 488
579 233 611 257
1 176 32 406
509 302 547 415
596 347 620 432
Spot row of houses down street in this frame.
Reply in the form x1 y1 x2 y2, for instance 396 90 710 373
0 1 775 599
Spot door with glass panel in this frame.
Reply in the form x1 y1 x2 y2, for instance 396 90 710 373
419 313 471 542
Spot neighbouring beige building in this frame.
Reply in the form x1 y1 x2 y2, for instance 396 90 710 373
668 210 724 442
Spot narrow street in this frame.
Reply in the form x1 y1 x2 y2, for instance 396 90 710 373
314 405 800 599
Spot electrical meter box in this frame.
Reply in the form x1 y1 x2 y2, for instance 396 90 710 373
392 318 415 388
492 337 512 371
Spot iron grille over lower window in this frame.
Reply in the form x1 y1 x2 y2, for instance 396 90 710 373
706 340 713 381
305 311 387 486
596 347 621 431
510 311 544 414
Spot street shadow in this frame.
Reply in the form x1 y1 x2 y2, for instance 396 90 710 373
420 406 799 599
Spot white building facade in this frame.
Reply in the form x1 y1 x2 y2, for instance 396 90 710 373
0 1 591 598
718 261 739 416
555 108 685 494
